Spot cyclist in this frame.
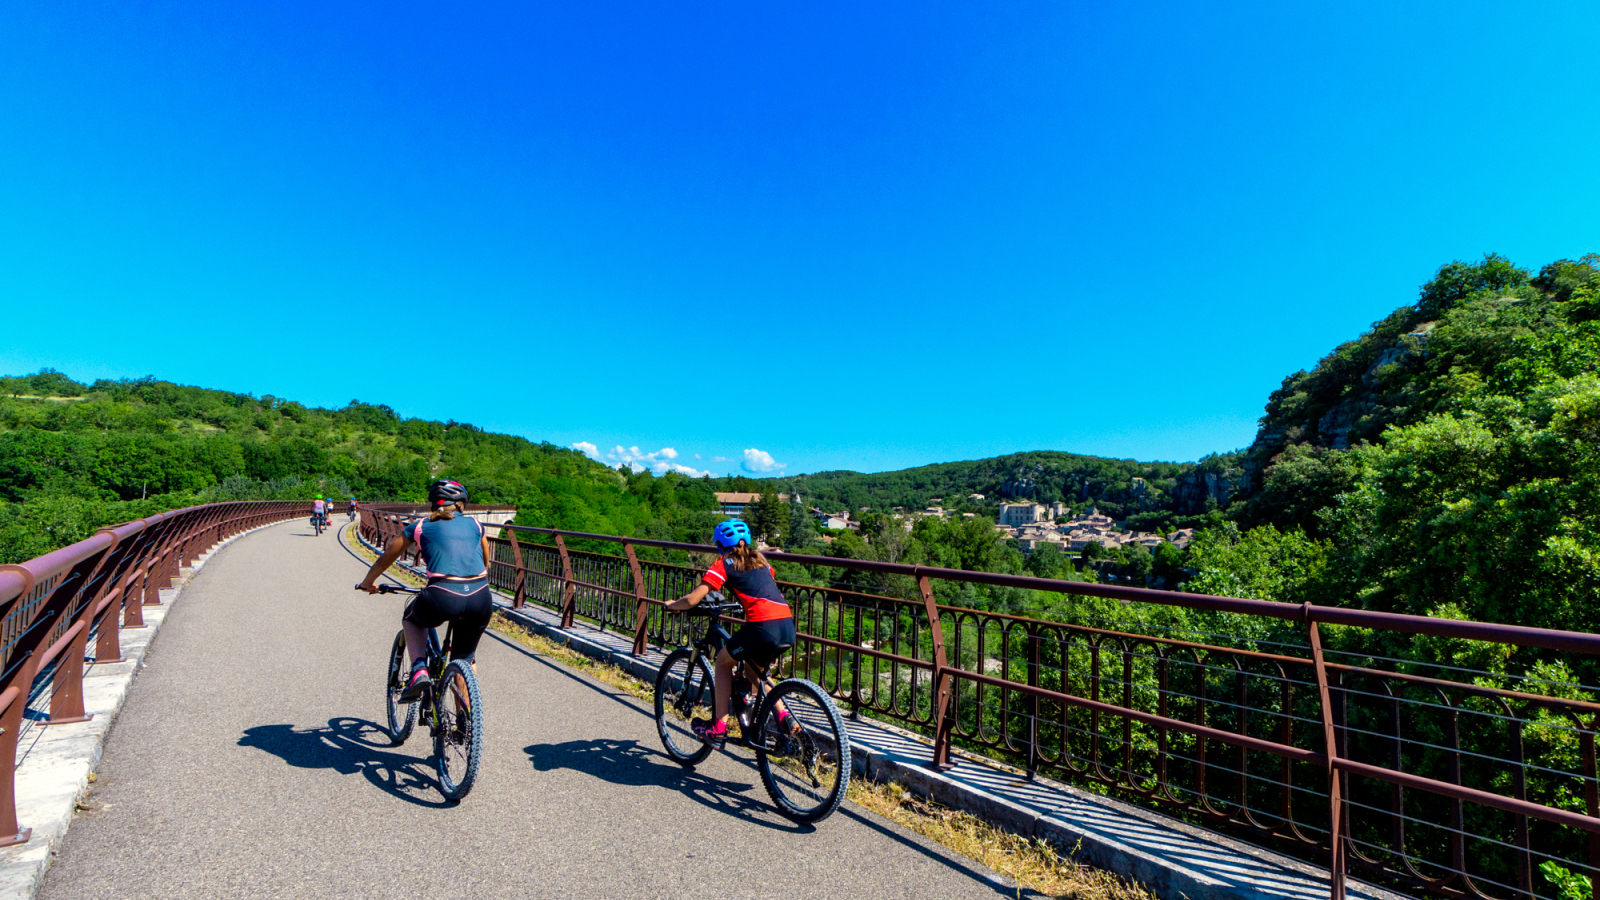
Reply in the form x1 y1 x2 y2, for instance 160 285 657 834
347 496 358 520
664 519 797 748
356 480 492 700
311 495 326 530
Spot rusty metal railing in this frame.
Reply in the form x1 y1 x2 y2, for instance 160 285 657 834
359 508 1600 900
0 500 307 845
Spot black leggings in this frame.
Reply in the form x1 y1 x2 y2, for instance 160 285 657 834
403 584 493 661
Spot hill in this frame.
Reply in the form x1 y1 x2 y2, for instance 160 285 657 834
779 450 1237 534
0 372 724 562
1198 252 1600 643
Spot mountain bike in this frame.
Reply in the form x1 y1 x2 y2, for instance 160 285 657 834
312 511 325 536
654 597 851 823
369 584 484 801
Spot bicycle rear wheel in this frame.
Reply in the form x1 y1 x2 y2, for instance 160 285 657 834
434 659 483 801
654 648 714 767
754 678 851 823
385 631 417 744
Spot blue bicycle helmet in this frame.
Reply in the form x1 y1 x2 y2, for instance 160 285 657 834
712 519 753 550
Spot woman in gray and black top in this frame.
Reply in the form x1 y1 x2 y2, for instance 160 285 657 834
357 479 492 699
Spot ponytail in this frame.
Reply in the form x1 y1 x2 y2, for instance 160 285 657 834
726 541 768 572
429 501 461 522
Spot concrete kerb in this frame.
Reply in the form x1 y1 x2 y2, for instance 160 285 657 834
0 517 294 900
487 599 1413 900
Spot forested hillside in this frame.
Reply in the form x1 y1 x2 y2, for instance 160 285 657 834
0 373 723 562
781 451 1214 532
1192 253 1600 657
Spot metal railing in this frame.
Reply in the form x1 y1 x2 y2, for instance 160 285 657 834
359 508 1600 900
0 501 307 845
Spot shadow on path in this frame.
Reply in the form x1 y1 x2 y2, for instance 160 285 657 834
239 717 452 808
526 737 812 834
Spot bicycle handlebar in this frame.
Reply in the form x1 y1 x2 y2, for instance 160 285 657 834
358 583 419 594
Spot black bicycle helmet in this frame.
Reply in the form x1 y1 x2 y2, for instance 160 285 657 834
428 479 469 509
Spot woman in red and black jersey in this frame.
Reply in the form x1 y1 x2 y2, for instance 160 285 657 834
665 519 796 749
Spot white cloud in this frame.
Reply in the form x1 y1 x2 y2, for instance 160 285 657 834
741 448 786 473
662 462 712 477
572 441 710 477
604 445 709 476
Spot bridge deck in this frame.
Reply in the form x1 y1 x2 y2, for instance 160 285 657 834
36 520 1027 900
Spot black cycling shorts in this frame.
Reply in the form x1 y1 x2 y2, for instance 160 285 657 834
726 617 796 671
403 583 493 661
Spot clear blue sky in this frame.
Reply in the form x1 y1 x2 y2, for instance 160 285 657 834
4 2 1598 478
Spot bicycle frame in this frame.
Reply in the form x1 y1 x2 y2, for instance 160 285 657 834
680 604 786 748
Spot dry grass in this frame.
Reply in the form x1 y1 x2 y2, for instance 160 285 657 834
849 779 1155 900
487 611 1154 900
490 613 653 703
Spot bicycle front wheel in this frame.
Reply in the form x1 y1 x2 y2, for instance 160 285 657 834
754 678 852 824
655 648 714 767
434 659 483 801
385 631 417 744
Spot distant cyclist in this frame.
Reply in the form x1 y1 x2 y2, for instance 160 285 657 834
356 480 492 699
664 519 797 748
347 497 358 520
311 495 327 530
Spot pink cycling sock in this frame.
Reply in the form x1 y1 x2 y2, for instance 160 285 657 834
709 720 728 735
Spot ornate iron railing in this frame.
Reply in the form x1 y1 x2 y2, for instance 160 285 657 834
359 508 1600 900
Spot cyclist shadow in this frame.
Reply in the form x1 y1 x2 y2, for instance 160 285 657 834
238 717 453 808
525 737 814 833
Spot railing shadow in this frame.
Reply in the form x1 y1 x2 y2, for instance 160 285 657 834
524 736 812 834
238 717 452 808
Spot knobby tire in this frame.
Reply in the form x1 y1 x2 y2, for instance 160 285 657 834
385 631 417 744
434 659 483 801
655 648 714 767
754 678 851 824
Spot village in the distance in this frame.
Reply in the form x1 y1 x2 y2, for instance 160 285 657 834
714 491 1195 556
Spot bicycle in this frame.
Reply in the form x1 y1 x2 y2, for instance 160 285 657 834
654 597 851 823
369 583 484 801
312 511 325 536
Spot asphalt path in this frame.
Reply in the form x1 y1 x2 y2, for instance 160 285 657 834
39 519 1027 899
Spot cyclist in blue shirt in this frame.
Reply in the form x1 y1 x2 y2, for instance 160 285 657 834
357 480 492 699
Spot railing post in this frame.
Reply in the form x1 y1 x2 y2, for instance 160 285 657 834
625 543 650 656
917 571 956 771
507 529 527 609
47 615 94 725
0 656 35 846
1027 624 1040 780
1308 614 1346 900
556 533 576 629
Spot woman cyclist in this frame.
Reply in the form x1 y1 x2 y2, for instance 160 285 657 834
665 519 797 748
356 480 493 699
311 495 327 531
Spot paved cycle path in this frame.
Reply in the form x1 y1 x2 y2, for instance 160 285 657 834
37 520 1032 900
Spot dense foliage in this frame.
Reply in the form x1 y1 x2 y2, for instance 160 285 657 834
0 372 723 563
1205 253 1600 680
781 451 1211 532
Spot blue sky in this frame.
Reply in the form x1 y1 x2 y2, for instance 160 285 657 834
4 2 1598 478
